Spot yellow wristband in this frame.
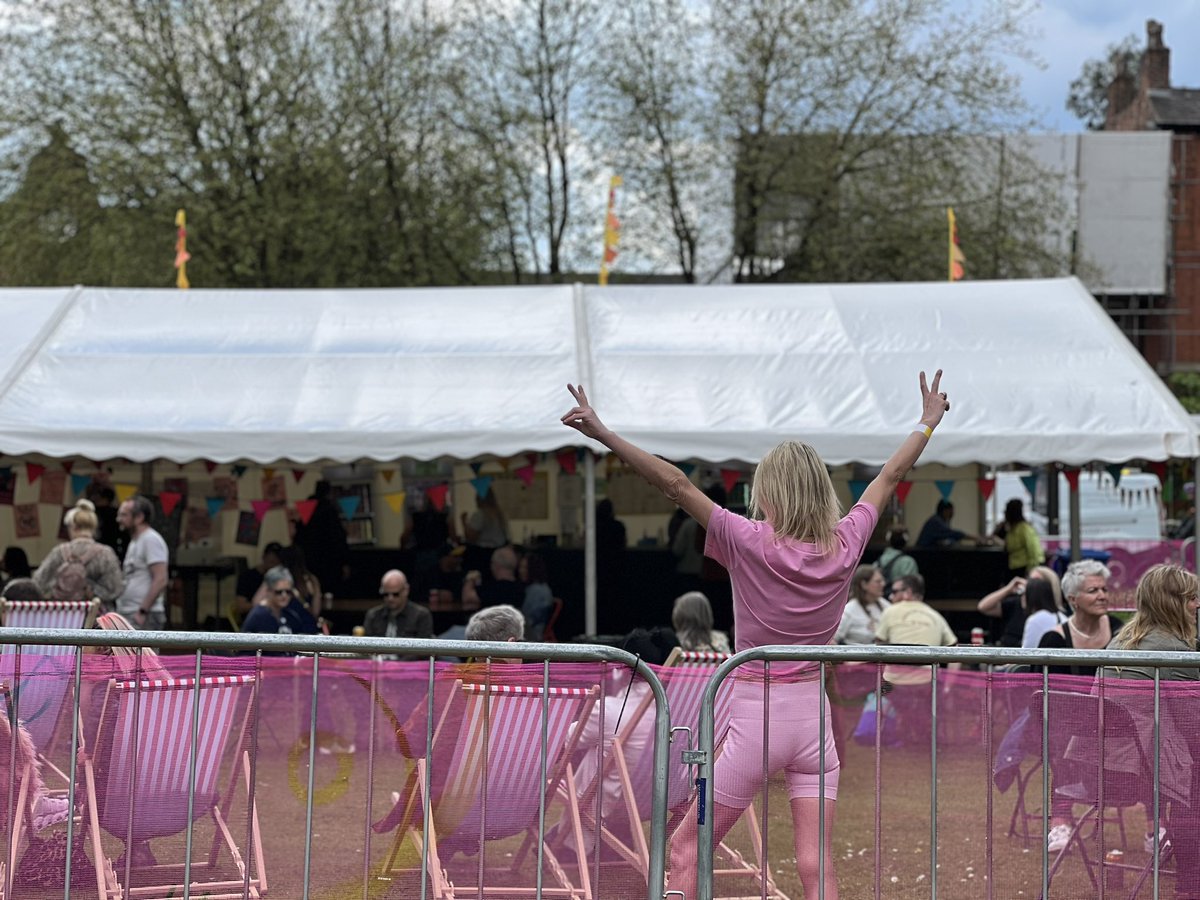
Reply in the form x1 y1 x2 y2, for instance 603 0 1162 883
915 424 933 439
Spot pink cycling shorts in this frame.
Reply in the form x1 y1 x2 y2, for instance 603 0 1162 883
713 676 839 807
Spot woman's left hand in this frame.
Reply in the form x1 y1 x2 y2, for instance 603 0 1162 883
561 384 610 442
919 369 950 429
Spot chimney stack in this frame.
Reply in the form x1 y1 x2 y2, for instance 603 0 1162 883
1142 19 1170 90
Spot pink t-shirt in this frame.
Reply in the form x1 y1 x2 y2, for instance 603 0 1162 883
705 502 879 653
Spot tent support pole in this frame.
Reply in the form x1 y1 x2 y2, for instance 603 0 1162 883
1068 468 1082 562
584 452 596 636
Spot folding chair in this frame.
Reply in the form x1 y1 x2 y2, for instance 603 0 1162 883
380 677 599 899
570 649 787 900
0 710 52 898
0 599 100 787
1029 689 1147 900
82 673 266 900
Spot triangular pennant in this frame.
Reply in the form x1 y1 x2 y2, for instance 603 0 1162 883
338 496 361 520
251 499 274 523
203 460 218 474
515 464 536 487
383 491 407 514
977 478 996 501
159 491 183 516
26 462 45 484
1020 474 1039 497
381 469 396 484
679 462 696 477
556 449 577 476
470 476 493 500
231 465 248 478
292 468 306 483
720 468 741 495
848 480 869 503
206 496 225 519
0 466 11 478
1063 469 1080 491
70 473 92 496
469 462 483 476
525 453 538 467
895 481 913 505
264 467 276 481
295 499 318 525
1148 460 1168 481
426 483 449 512
61 460 74 474
1106 464 1123 488
935 480 955 501
115 483 138 503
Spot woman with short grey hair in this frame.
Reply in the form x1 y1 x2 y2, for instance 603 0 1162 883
465 604 524 644
1060 558 1112 605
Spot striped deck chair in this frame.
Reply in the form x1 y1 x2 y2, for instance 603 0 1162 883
381 678 600 899
573 648 787 900
81 674 266 900
0 599 100 786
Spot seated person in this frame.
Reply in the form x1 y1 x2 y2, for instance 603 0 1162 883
241 566 318 640
519 553 555 641
671 591 730 654
233 543 282 627
363 569 433 641
915 500 980 548
877 527 918 594
977 565 1062 647
461 546 523 610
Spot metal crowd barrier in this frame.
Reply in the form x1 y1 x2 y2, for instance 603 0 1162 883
694 644 1200 900
0 628 672 900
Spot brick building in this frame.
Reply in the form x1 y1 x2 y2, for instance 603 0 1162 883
1105 20 1200 372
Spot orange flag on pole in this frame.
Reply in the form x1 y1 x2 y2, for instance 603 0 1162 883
598 176 622 286
947 207 965 281
175 209 191 289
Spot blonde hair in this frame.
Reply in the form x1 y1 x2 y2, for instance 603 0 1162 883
1029 565 1064 611
749 441 841 551
64 498 98 536
1113 564 1198 651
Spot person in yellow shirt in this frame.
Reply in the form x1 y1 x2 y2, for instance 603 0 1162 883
995 499 1045 579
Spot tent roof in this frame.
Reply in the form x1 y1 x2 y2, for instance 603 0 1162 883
0 279 1192 466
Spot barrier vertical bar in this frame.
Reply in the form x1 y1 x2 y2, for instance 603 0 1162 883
362 656 380 900
930 664 938 896
181 649 203 899
764 659 772 900
874 663 883 900
301 653 321 900
536 660 551 899
983 667 993 900
420 656 436 900
1153 668 1162 900
63 646 84 899
1040 667 1050 900
243 651 263 900
3 644 20 900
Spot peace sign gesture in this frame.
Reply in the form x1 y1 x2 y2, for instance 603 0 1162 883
919 369 950 429
560 384 610 442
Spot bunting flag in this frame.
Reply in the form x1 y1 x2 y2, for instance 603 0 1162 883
720 468 741 495
525 452 539 467
1106 464 1123 488
295 499 318 525
231 465 248 478
597 175 622 286
1063 468 1080 491
380 469 396 484
206 496 225 519
292 468 306 484
556 449 577 476
264 467 276 481
70 473 92 496
203 460 218 474
1020 474 1039 497
895 481 913 505
470 476 493 500
337 496 361 520
61 460 73 474
848 480 869 503
977 478 996 501
947 207 965 281
425 483 449 512
383 491 407 514
159 491 183 516
1148 460 1168 481
175 209 191 289
26 462 45 484
515 464 536 487
115 483 138 503
251 499 274 523
469 462 483 476
935 480 955 501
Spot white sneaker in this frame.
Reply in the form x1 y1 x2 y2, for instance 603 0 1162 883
1145 827 1168 853
1047 824 1073 854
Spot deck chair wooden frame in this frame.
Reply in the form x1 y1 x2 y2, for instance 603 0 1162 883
562 648 788 900
0 710 48 899
81 673 266 900
380 677 599 899
0 599 100 789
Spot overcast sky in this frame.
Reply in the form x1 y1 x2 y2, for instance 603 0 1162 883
1015 1 1200 131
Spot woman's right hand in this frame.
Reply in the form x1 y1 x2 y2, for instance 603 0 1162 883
561 384 610 442
919 369 949 429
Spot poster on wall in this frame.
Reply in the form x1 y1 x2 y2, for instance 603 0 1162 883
213 476 239 511
39 470 66 506
235 510 261 546
13 503 40 539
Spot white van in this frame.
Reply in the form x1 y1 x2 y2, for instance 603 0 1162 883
988 470 1164 541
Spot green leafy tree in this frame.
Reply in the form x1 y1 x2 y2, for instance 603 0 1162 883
1066 35 1140 131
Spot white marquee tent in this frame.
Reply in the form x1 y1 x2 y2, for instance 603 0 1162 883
0 278 1195 467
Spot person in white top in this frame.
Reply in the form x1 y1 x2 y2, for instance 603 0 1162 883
1019 578 1067 648
835 565 890 644
115 496 169 630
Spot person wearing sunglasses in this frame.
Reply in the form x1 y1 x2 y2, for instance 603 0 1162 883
241 565 319 640
363 569 433 643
